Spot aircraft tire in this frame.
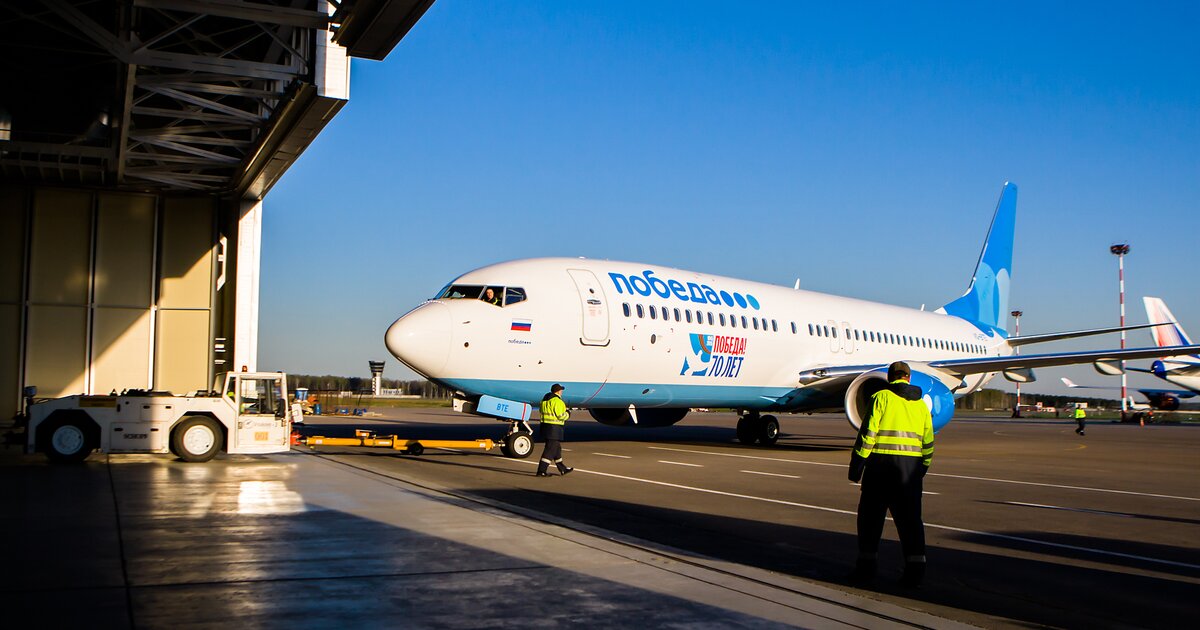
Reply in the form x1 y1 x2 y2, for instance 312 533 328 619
759 415 780 445
504 432 534 459
736 417 756 445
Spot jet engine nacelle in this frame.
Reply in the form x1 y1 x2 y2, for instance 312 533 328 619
588 407 690 427
1144 392 1181 411
844 368 956 434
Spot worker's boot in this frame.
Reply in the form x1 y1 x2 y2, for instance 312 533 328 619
845 556 876 587
536 459 551 477
556 460 573 475
900 560 926 588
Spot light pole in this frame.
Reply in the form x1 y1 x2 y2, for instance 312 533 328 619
1110 243 1131 421
1011 310 1022 417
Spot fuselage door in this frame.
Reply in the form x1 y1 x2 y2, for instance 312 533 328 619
567 269 610 346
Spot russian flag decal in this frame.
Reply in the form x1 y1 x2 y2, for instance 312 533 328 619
511 319 532 332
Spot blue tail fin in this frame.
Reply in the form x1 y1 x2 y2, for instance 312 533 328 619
937 182 1018 335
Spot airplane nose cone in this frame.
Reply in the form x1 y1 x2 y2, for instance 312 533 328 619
385 302 451 377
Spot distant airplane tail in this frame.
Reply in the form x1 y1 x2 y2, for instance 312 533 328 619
937 182 1017 335
1143 297 1200 365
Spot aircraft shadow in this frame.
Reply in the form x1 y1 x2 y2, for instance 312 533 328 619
465 488 1199 629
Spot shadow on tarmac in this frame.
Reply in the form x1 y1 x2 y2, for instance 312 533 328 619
462 488 1199 630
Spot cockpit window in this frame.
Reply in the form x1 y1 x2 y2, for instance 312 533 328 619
439 284 484 299
504 287 527 306
481 286 503 306
436 284 528 307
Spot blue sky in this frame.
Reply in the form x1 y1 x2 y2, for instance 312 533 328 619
260 1 1199 399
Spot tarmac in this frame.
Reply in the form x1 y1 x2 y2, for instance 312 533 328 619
0 441 973 629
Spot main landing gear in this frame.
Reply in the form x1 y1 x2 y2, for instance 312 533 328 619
736 411 780 446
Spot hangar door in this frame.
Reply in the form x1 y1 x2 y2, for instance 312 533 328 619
0 187 219 416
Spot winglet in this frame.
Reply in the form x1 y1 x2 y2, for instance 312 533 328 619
938 182 1017 335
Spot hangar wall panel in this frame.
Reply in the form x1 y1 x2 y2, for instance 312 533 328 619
0 305 19 420
96 194 155 307
26 305 88 398
30 189 92 305
155 310 211 394
93 308 152 394
0 188 24 415
0 188 25 304
160 198 214 310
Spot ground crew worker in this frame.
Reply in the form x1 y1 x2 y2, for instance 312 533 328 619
536 384 573 477
847 361 934 588
1074 405 1086 436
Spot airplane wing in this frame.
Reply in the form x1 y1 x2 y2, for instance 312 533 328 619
929 344 1200 379
1060 377 1198 399
797 344 1200 383
1006 322 1172 347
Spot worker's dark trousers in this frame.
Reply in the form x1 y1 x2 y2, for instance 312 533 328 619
857 455 925 561
537 423 568 474
1076 419 1086 434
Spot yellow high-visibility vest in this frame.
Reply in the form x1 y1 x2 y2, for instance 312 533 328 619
855 381 935 467
540 395 569 425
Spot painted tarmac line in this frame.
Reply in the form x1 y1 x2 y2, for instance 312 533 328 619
649 446 1200 502
649 446 842 467
456 450 1199 571
575 467 1200 572
659 460 703 467
741 470 802 479
593 453 632 459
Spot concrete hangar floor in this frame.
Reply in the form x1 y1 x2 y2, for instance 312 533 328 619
4 411 1196 628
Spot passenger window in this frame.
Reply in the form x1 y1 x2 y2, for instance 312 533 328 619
832 327 838 339
685 310 693 323
707 312 714 325
808 323 814 335
752 318 759 330
674 308 681 321
650 306 657 320
742 316 748 328
773 320 778 332
622 303 631 317
504 287 527 306
720 313 727 326
636 304 644 318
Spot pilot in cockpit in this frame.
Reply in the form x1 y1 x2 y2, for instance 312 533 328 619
482 287 502 306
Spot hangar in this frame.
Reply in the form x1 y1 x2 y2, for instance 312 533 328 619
0 1 434 419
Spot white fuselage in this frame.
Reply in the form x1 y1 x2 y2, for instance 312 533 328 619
385 258 1010 410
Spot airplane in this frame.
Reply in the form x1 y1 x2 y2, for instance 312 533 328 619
384 183 1200 455
1139 297 1200 393
1059 377 1196 412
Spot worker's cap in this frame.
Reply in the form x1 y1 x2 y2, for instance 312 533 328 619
551 383 564 393
887 361 911 381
